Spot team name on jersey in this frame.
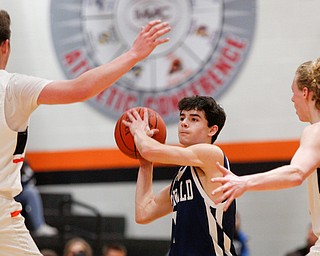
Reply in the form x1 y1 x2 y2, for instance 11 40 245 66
171 179 194 207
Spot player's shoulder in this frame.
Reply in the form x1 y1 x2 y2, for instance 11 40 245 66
0 70 13 88
301 122 320 144
190 143 224 158
303 122 320 134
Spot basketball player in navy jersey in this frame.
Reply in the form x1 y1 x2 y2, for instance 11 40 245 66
123 96 237 256
211 57 320 256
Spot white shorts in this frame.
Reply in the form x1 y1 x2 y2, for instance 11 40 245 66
0 196 42 256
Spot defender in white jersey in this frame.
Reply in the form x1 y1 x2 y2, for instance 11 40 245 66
212 57 320 255
0 9 170 255
123 96 237 255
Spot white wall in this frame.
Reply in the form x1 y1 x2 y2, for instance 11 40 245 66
2 0 318 151
1 0 319 255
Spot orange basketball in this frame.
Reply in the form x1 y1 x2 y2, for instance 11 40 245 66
114 107 167 159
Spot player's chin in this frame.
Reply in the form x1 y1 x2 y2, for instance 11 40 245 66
178 135 192 147
297 113 308 122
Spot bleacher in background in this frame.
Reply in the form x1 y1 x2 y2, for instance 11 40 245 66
32 193 170 256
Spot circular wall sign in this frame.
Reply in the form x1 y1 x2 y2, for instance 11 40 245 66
50 0 256 124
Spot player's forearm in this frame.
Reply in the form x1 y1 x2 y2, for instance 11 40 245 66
135 164 156 224
39 50 140 104
246 165 305 191
74 50 140 100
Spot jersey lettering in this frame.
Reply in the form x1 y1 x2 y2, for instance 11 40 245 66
171 179 194 206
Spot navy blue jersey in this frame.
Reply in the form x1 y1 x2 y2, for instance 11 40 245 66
169 156 237 256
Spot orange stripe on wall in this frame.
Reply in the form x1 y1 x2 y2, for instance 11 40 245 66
26 140 299 172
219 140 299 162
26 149 140 172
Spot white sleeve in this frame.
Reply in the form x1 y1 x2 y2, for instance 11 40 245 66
5 73 52 132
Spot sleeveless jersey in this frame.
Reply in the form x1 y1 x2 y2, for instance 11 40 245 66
169 156 237 256
307 169 320 253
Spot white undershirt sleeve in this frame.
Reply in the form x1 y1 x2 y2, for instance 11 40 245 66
5 73 52 131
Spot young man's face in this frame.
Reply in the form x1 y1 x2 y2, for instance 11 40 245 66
291 75 309 122
178 109 214 146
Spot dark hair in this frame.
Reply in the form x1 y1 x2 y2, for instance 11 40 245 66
0 10 11 44
178 95 226 143
102 243 127 256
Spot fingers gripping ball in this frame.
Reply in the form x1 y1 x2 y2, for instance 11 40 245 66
114 107 167 159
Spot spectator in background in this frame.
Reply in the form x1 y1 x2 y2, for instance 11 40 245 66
63 237 93 256
40 248 59 256
285 225 317 256
15 160 58 236
102 242 127 256
233 212 249 256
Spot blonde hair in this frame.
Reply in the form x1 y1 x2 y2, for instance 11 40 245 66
296 58 320 110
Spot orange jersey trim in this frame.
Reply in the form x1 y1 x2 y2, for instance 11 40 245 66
10 210 21 218
13 157 24 164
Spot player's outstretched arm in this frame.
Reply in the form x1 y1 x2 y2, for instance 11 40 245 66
212 162 308 211
38 20 171 105
212 125 320 211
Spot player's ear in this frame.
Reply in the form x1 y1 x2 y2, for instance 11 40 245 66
1 39 10 54
302 87 310 98
208 125 218 136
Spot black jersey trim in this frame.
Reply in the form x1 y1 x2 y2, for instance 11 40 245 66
13 127 28 155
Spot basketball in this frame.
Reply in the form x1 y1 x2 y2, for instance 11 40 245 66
114 107 167 159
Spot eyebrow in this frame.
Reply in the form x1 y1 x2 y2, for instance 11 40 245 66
180 112 201 118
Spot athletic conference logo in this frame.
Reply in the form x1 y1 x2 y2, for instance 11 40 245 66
50 0 256 124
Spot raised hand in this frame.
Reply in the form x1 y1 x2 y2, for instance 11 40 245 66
211 162 248 211
123 108 159 138
130 20 171 61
